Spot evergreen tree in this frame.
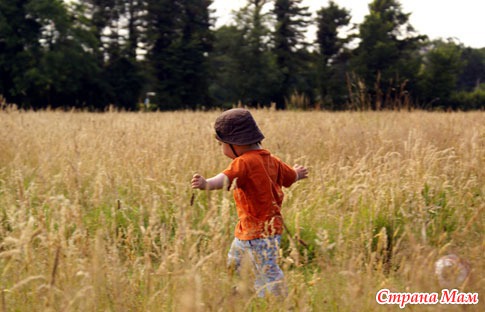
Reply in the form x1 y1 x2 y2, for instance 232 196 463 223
230 0 279 107
34 0 101 109
315 1 351 109
272 0 310 109
418 39 463 109
79 0 119 63
0 0 102 108
77 0 146 110
146 0 213 110
352 0 425 109
124 0 146 59
209 25 246 107
0 0 44 106
457 47 485 92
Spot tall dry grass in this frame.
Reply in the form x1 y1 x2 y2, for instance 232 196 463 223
0 109 483 311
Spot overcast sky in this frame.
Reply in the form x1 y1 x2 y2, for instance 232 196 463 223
211 0 485 49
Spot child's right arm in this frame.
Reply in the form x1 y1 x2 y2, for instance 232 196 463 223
191 173 228 190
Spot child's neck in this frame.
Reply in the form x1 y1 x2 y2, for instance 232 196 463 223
235 143 262 155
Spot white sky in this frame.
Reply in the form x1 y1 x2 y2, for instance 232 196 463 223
210 0 485 49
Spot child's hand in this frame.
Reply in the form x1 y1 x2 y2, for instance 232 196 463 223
191 173 207 189
294 164 308 181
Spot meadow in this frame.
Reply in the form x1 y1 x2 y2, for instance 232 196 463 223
0 109 483 311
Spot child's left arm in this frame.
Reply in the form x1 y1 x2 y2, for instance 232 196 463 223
293 164 308 181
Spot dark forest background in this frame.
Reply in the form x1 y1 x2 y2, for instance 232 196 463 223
1 0 484 111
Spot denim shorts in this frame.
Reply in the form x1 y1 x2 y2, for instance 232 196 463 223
227 235 286 297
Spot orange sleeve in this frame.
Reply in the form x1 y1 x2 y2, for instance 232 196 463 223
277 157 297 188
222 158 247 188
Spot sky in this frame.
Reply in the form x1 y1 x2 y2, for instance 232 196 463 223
210 0 485 49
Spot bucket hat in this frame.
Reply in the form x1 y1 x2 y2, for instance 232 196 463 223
214 108 265 145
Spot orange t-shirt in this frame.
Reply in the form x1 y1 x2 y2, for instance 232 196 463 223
222 149 297 240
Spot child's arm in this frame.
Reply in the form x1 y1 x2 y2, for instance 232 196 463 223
191 173 228 190
293 164 308 181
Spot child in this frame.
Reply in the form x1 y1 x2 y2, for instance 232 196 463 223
191 108 308 297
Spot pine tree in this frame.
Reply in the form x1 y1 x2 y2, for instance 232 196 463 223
0 0 103 108
418 40 463 108
146 0 213 110
315 1 351 109
352 0 425 109
0 0 43 106
272 0 311 109
228 0 279 107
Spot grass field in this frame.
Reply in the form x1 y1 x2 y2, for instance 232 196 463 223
0 109 483 311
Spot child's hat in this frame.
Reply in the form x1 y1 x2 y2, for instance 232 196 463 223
214 108 265 145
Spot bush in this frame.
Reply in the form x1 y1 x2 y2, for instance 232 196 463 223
449 84 485 110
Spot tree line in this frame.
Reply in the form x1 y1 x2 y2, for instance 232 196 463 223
1 0 484 111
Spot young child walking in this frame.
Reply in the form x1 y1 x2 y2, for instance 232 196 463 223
191 108 308 298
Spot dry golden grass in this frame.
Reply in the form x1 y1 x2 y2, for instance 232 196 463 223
0 109 483 311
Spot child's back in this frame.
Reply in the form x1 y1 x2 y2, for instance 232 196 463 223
222 149 297 241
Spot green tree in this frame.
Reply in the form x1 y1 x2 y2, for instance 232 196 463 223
209 25 246 107
230 0 279 107
77 0 146 110
80 0 120 63
352 0 425 109
0 0 103 108
124 0 147 59
457 47 485 92
0 0 44 105
33 24 100 108
417 39 463 109
146 0 213 110
315 1 351 109
272 0 311 109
